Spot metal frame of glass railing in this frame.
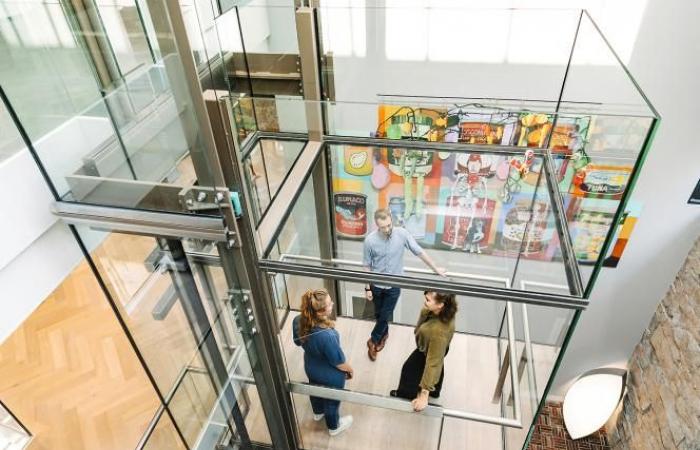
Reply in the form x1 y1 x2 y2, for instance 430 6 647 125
184 248 545 429
260 259 588 310
241 133 587 307
279 253 513 286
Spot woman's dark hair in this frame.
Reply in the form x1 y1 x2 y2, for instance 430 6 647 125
426 291 458 323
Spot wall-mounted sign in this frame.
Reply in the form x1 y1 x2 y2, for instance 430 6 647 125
688 179 700 205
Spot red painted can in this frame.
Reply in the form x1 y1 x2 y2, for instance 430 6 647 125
334 192 368 238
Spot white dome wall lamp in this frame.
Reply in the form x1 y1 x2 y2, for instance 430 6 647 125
562 367 627 439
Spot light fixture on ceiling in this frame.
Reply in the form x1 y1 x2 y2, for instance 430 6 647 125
562 367 627 439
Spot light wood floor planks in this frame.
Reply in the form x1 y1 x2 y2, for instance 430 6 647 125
0 231 216 450
0 261 159 450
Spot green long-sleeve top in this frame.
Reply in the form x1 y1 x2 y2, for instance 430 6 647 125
414 308 455 391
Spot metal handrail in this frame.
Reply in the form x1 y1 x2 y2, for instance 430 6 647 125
521 304 539 413
520 280 569 293
51 201 229 242
279 253 511 285
506 302 522 423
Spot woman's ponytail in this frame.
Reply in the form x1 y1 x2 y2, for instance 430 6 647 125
298 288 333 342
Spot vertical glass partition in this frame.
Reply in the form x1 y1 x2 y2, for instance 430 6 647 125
73 227 273 449
0 1 102 162
93 0 155 75
1 0 225 214
315 6 582 105
553 11 659 294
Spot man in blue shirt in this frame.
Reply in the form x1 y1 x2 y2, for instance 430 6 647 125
363 208 446 361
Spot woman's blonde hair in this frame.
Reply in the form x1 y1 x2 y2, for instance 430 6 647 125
299 288 334 342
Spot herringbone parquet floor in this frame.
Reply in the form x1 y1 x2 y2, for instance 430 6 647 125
0 260 160 450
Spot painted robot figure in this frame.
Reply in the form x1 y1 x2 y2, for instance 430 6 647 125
399 150 433 219
448 154 487 250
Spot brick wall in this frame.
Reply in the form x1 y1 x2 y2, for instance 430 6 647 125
528 402 610 450
607 238 700 449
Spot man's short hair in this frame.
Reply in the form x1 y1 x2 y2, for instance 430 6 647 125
374 208 392 223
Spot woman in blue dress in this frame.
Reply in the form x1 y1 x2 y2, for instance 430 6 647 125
293 288 354 436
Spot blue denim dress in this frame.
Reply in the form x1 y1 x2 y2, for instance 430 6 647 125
292 315 346 389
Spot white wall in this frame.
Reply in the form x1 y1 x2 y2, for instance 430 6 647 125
0 116 114 342
550 0 700 397
0 149 83 343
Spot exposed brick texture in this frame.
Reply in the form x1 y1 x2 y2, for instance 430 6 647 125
528 402 611 450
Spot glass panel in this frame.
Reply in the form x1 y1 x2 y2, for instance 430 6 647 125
275 276 577 448
242 139 307 223
189 259 238 366
267 245 291 327
284 273 322 311
554 12 658 294
244 141 271 220
553 114 655 292
1 1 223 213
82 230 210 396
327 100 559 147
265 163 321 258
73 226 271 447
94 0 154 75
231 96 311 138
235 4 301 97
559 12 656 118
317 6 581 104
0 1 102 161
168 360 217 447
511 153 574 295
142 412 187 450
503 304 576 450
0 97 23 164
181 0 222 71
268 144 567 294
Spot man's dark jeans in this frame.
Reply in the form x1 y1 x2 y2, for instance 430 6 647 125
369 285 401 344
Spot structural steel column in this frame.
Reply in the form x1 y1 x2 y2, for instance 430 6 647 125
295 7 338 306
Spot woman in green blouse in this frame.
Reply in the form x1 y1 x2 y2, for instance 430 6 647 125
390 290 457 411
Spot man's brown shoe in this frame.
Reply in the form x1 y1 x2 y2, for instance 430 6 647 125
367 339 377 361
375 333 389 352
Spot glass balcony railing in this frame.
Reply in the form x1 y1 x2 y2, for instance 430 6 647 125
229 90 656 300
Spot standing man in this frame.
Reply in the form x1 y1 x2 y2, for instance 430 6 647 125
363 208 446 361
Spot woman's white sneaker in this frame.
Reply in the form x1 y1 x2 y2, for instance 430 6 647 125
328 415 353 436
313 413 324 421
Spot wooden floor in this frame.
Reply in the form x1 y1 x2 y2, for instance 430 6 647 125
0 230 218 450
0 260 159 450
